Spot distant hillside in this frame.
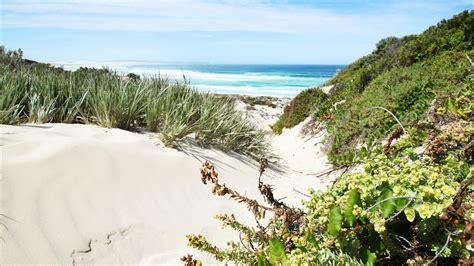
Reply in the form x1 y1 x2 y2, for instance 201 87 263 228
273 10 474 165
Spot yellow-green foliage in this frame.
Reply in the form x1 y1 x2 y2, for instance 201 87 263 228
186 11 474 265
306 145 470 260
187 93 473 264
187 129 473 264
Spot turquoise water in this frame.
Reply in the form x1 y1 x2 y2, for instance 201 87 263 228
65 64 344 97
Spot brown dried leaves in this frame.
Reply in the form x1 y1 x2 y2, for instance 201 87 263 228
200 160 270 219
180 254 201 266
200 160 304 227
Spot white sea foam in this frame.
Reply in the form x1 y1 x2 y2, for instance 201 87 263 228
193 84 307 97
55 63 329 97
125 68 323 82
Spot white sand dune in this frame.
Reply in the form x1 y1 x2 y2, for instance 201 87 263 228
234 98 288 131
268 117 345 204
0 116 333 264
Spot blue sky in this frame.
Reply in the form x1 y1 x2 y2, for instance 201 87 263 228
1 0 472 64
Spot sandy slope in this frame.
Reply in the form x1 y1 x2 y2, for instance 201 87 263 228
270 117 340 196
234 98 289 131
0 117 334 265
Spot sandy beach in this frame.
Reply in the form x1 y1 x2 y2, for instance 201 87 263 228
3 6 472 264
0 99 335 265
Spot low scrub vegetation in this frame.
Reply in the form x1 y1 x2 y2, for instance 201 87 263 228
328 51 473 165
272 10 474 166
186 93 473 265
271 88 330 134
184 10 474 265
0 49 267 158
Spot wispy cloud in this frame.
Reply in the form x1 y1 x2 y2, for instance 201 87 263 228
2 0 463 35
1 0 470 63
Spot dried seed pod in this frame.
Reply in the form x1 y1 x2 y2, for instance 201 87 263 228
181 254 201 266
440 214 450 222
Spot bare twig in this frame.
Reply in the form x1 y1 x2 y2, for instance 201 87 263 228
0 214 19 223
466 54 474 67
365 194 416 213
306 167 343 178
239 232 255 253
276 196 288 201
293 189 311 198
452 175 473 210
253 215 270 243
333 100 346 111
369 106 407 134
393 234 414 250
200 160 303 225
426 231 452 265
387 192 417 222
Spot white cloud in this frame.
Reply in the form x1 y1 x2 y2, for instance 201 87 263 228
388 0 471 11
1 0 431 35
3 0 469 43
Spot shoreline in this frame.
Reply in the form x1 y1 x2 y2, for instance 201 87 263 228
50 62 335 98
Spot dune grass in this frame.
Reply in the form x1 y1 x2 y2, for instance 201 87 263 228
0 51 268 158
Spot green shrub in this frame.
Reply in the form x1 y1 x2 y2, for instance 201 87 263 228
187 120 473 264
306 142 472 263
187 11 474 264
327 51 473 165
273 10 474 165
272 88 330 134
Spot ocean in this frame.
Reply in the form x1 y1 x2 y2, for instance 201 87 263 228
61 63 344 97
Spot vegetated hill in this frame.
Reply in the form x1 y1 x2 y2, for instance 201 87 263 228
273 10 474 166
188 11 473 265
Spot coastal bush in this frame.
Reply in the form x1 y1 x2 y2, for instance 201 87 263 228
272 88 330 134
186 11 474 264
0 50 267 158
327 51 473 165
186 103 474 264
273 10 474 166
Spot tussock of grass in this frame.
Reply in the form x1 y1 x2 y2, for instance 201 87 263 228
87 77 147 129
0 50 268 158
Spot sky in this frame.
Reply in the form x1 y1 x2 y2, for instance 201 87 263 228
0 0 472 64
